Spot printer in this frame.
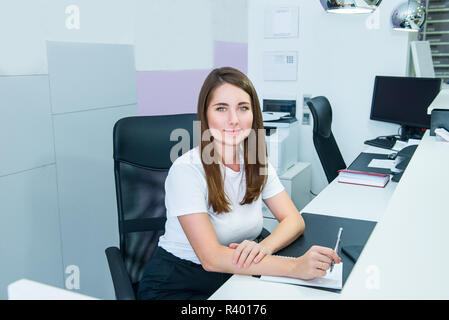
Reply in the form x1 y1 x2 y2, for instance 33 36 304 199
262 99 299 175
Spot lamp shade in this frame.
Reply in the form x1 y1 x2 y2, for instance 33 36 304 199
391 1 426 32
321 0 382 14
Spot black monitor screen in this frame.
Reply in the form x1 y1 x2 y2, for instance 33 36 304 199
370 76 441 129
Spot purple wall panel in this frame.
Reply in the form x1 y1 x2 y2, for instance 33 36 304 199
136 69 211 116
136 41 248 116
213 41 248 74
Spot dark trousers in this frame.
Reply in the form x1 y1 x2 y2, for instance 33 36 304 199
137 246 232 300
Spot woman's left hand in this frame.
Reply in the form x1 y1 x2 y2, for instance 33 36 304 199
229 240 272 268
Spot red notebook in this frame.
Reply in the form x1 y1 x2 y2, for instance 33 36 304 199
337 169 390 188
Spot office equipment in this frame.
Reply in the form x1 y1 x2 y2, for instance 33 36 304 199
330 227 343 272
263 98 296 119
105 114 197 300
337 169 390 188
262 111 290 121
307 96 346 183
263 51 297 81
263 99 299 175
261 213 376 292
364 136 397 150
370 76 441 140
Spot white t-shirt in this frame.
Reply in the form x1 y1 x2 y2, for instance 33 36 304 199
158 146 284 264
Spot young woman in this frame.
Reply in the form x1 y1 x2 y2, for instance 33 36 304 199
137 67 341 300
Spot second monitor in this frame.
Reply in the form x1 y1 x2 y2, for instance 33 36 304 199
370 75 441 140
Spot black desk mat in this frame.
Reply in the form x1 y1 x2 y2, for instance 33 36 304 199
274 213 377 292
347 152 392 175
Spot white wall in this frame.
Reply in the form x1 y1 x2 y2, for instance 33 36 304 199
0 0 138 300
212 0 248 43
135 0 213 71
248 0 410 195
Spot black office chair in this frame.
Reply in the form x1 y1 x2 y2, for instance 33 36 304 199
105 113 197 300
307 96 346 183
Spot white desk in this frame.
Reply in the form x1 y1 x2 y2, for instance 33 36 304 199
8 279 98 300
210 132 449 299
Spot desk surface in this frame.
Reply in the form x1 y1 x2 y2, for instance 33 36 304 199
8 279 98 300
210 133 449 299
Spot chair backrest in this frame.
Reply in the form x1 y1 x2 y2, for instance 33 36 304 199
113 113 197 286
307 96 346 183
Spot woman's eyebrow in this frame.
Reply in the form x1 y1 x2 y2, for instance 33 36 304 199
212 102 251 106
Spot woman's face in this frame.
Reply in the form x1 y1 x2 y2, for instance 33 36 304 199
206 82 253 148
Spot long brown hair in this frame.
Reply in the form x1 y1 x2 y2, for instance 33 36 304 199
197 67 267 213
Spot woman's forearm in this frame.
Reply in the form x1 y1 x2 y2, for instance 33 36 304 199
204 244 296 277
259 213 305 254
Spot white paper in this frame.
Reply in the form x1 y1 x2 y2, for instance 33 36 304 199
368 159 396 170
392 140 408 151
263 51 297 81
260 262 343 290
407 139 421 146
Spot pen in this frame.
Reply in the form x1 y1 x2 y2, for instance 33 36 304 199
330 227 343 273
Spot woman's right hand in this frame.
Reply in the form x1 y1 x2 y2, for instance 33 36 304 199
291 245 341 280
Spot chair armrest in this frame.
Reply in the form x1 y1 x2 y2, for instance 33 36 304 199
105 246 136 300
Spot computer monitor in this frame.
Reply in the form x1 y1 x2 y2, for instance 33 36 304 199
370 76 441 140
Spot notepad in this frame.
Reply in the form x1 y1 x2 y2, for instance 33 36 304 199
260 262 343 290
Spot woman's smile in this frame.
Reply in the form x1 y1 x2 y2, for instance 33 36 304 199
223 129 242 136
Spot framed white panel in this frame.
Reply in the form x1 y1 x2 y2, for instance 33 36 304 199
47 41 137 114
264 6 299 38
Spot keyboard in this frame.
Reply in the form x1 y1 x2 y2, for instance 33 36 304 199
364 137 396 150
